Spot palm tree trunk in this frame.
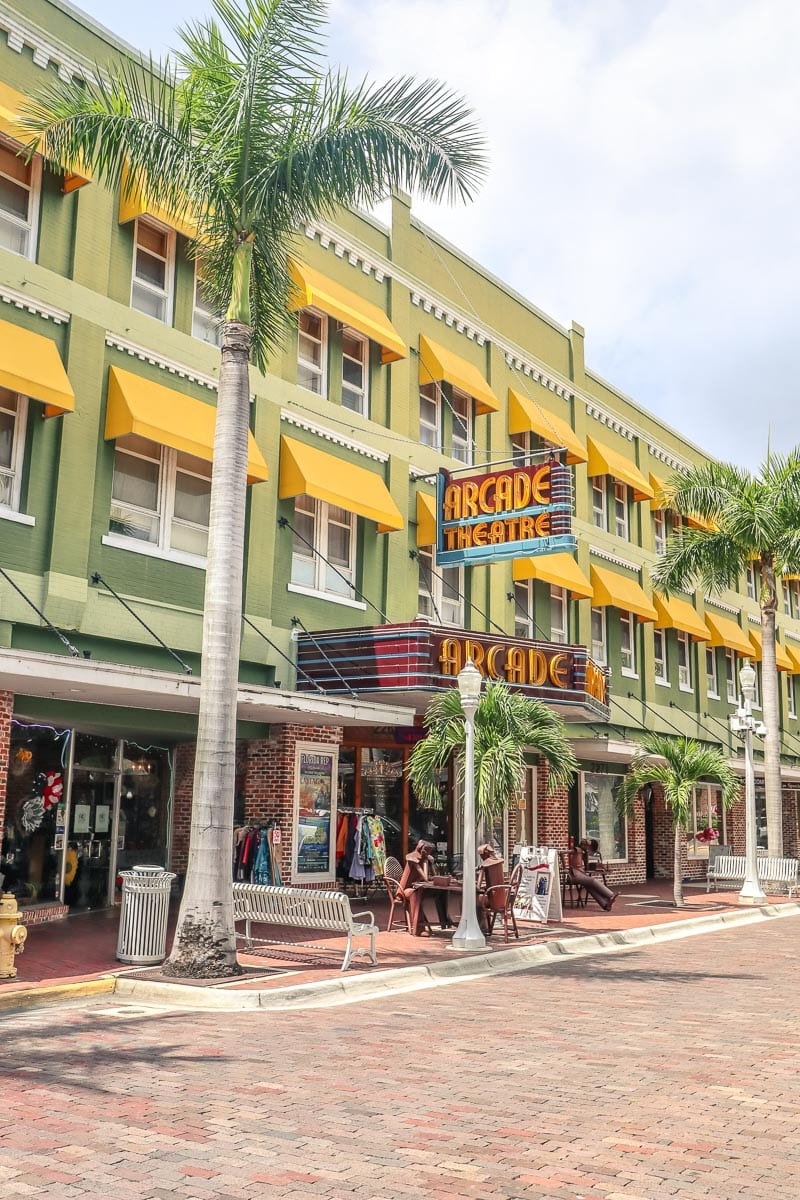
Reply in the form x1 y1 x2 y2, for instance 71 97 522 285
673 822 684 907
760 561 783 857
164 318 252 978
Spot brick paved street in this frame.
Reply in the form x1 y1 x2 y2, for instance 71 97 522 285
1 916 799 1200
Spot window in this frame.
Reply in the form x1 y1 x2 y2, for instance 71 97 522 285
653 627 668 683
591 478 607 530
706 646 719 697
341 329 369 416
725 649 737 703
591 606 607 665
291 496 355 599
109 434 211 561
784 582 792 617
419 382 440 451
785 579 800 620
787 673 797 720
0 139 40 259
450 388 473 465
514 579 534 639
511 431 530 465
753 664 762 709
688 784 725 859
297 308 328 395
677 630 692 689
653 509 667 555
131 219 174 323
417 546 463 625
746 562 757 601
550 585 568 644
192 264 221 345
0 389 27 513
582 771 627 862
619 610 636 674
613 482 629 540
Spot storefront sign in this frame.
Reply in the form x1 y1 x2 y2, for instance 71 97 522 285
436 460 576 567
291 744 338 884
434 633 607 707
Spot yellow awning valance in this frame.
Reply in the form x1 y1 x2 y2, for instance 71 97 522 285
653 593 708 641
0 81 91 192
279 435 403 532
589 564 657 621
748 630 793 672
512 553 593 600
507 389 587 464
287 259 405 364
704 613 753 657
586 436 654 502
418 334 498 415
0 317 74 416
105 366 268 484
119 164 198 241
649 472 671 511
786 645 800 675
416 491 437 547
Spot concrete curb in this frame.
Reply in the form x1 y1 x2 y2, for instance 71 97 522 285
109 900 800 1012
0 977 115 1014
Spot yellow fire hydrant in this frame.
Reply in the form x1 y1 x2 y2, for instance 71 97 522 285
0 892 27 979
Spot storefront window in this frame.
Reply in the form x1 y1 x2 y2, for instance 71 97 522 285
116 744 172 877
410 765 449 868
755 779 768 850
361 748 405 863
2 721 70 904
582 771 627 862
688 784 725 858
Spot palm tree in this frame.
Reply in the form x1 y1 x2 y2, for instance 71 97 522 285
408 681 578 835
23 0 486 977
620 733 739 907
652 451 800 858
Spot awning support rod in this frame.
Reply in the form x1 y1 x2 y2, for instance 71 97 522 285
90 572 192 675
290 615 359 699
242 615 325 694
0 565 80 657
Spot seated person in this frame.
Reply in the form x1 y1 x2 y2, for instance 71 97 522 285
569 841 618 912
476 843 505 933
398 840 451 931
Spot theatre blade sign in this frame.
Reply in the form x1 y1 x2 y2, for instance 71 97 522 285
435 458 576 567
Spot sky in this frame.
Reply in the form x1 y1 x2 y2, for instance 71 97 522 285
70 0 800 469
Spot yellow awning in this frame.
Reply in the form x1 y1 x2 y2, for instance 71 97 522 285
0 317 74 417
704 612 753 657
649 472 671 511
0 81 91 192
512 553 593 600
748 630 793 672
586 436 654 502
653 593 708 641
507 389 587 464
105 366 268 484
287 259 405 364
589 564 657 621
416 491 437 547
279 435 403 532
786 645 800 675
119 164 198 241
418 334 498 415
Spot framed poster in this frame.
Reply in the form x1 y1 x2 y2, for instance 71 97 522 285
291 743 338 884
95 805 110 834
73 803 91 834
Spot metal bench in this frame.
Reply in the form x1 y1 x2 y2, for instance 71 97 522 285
233 883 379 971
708 855 798 897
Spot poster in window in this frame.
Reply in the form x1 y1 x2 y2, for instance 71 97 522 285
291 743 338 883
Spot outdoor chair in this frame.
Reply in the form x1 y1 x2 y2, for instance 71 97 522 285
586 840 607 885
484 862 523 942
558 850 587 909
383 856 408 932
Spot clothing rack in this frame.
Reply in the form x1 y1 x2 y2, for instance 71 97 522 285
336 808 384 901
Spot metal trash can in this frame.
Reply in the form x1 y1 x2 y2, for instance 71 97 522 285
116 865 176 965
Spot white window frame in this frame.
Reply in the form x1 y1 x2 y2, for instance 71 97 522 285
106 438 211 567
706 645 719 698
725 648 737 704
591 605 607 666
290 496 357 602
450 387 473 466
417 546 463 626
550 585 568 644
619 609 637 676
753 664 762 710
783 582 792 617
297 307 328 397
653 509 667 556
787 672 797 720
653 627 668 684
419 382 441 451
192 263 222 345
130 217 175 324
511 430 530 466
341 327 369 417
0 391 27 515
614 481 629 540
580 771 628 863
0 137 41 261
746 562 757 601
591 477 607 530
677 630 692 690
514 578 534 639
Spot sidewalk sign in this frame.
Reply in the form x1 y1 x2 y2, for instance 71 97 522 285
513 846 563 923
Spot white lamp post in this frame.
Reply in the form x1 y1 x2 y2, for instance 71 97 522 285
452 658 486 951
730 659 767 905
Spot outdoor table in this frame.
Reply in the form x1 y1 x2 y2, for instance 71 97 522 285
409 879 479 936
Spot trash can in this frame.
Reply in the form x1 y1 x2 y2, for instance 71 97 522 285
116 865 176 965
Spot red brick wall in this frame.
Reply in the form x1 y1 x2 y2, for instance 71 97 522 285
782 786 799 857
728 788 746 857
536 761 569 849
169 741 196 877
0 691 12 835
608 790 646 887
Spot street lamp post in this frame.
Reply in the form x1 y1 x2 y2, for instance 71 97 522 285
730 659 767 906
452 658 486 951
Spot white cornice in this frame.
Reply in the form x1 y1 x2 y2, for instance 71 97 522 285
747 614 761 626
0 4 94 82
589 546 642 572
584 402 635 442
704 595 740 616
104 333 218 392
0 284 69 325
280 408 389 463
785 629 800 643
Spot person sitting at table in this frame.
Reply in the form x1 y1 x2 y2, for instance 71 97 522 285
399 840 452 931
476 843 505 934
569 841 618 911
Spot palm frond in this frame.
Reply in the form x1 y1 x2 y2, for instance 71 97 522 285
619 733 738 830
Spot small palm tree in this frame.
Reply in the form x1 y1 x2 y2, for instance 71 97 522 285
652 451 800 858
408 681 577 833
620 733 739 907
24 0 486 977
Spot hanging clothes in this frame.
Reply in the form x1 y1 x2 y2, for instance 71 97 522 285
348 814 375 883
268 825 283 887
367 816 386 877
253 831 272 885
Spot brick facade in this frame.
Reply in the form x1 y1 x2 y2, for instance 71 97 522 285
169 741 196 879
535 762 569 849
0 691 12 837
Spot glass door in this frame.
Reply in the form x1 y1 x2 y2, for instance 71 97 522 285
63 734 122 909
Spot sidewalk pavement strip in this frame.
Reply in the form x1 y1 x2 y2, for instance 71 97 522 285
4 899 799 1015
